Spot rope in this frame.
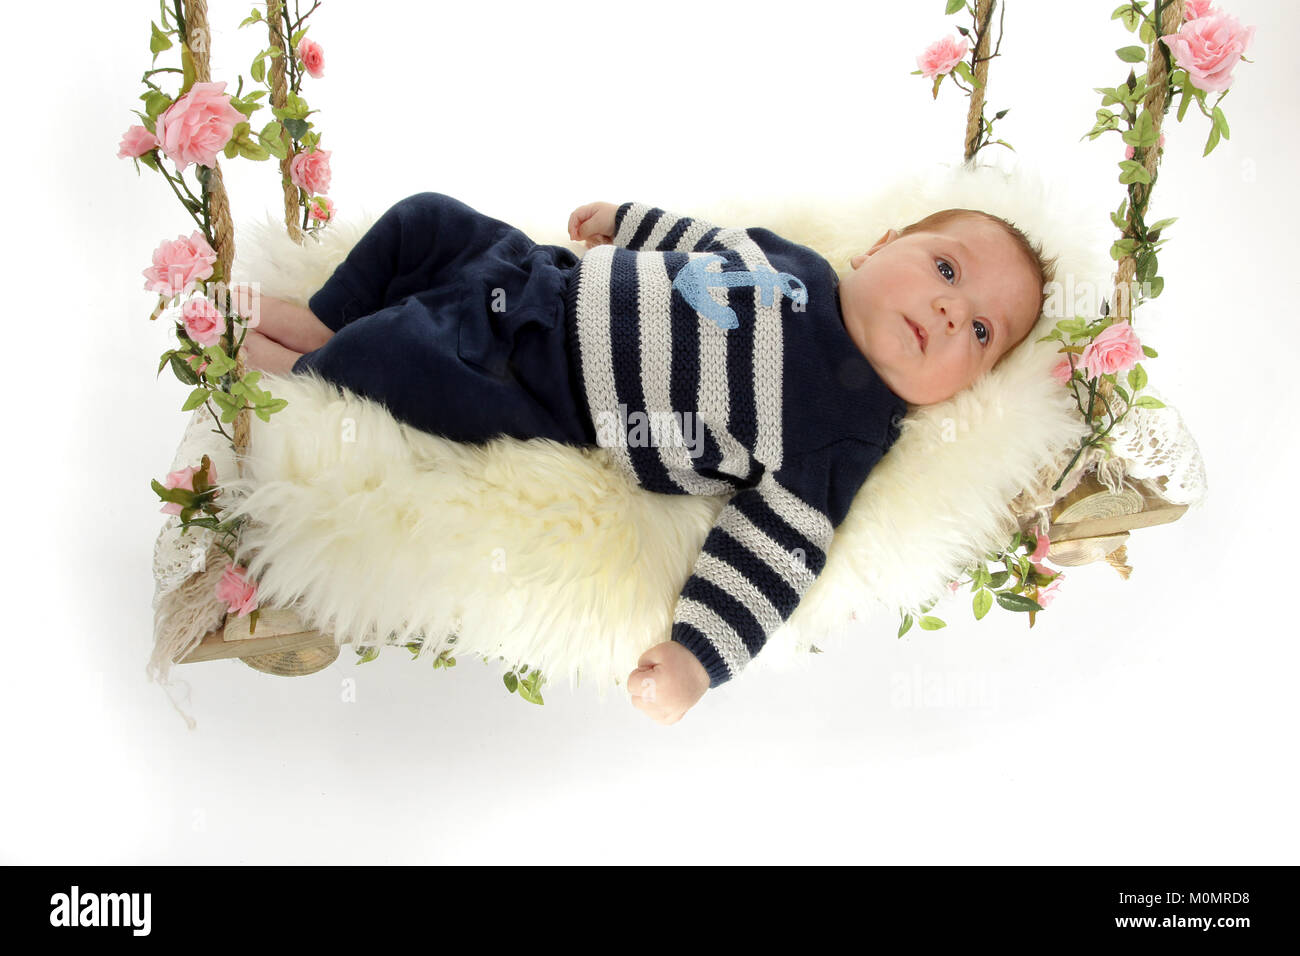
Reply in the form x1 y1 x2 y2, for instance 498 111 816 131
181 0 250 469
267 0 305 243
963 0 995 164
1101 0 1184 414
1112 0 1184 321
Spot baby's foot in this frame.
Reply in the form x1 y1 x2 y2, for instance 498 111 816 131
241 328 303 376
228 284 334 353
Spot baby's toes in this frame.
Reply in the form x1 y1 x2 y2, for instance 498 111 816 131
241 328 270 370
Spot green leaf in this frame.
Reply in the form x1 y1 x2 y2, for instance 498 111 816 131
988 570 1010 589
149 21 173 57
973 588 993 621
1141 344 1159 358
897 613 913 638
1127 363 1148 392
181 387 210 411
1139 18 1156 44
239 8 264 28
152 479 196 506
1147 217 1177 234
251 53 266 84
1204 123 1221 156
1212 105 1230 139
179 43 196 97
169 352 200 385
1116 46 1146 63
503 671 519 693
1134 395 1166 409
1095 86 1120 107
1147 276 1164 298
1118 160 1151 185
953 61 978 88
356 646 380 664
143 90 173 122
917 615 946 631
945 0 964 13
258 121 288 159
282 117 310 140
290 26 309 47
995 591 1043 613
236 139 271 161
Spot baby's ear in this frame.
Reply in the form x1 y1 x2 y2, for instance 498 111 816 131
865 228 900 258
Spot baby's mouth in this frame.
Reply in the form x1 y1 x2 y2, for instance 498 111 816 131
906 317 927 353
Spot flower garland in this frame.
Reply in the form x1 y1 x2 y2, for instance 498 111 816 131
128 0 333 633
914 0 1012 159
899 0 1253 637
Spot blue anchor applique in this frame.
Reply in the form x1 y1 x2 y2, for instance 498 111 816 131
671 254 808 330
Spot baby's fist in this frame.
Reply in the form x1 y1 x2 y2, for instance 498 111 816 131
567 201 617 248
627 640 710 726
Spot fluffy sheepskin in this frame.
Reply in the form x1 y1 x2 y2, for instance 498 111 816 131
203 162 1108 698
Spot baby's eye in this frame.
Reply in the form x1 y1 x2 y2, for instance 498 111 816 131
936 259 955 282
973 319 990 346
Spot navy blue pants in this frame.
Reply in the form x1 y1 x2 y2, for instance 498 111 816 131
292 192 595 448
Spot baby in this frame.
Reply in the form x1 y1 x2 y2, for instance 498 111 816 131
239 193 1054 726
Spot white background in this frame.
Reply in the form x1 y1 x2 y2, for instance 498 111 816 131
1 0 1296 864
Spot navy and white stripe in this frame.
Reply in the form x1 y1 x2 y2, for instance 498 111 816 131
566 203 907 688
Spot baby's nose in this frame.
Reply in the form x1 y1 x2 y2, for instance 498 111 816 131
938 295 972 325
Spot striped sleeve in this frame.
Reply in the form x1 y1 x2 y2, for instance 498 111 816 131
669 439 888 688
612 202 742 255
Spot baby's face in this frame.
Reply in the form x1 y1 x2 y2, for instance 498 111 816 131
837 216 1042 406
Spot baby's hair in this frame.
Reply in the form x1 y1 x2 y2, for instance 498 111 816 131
899 208 1059 363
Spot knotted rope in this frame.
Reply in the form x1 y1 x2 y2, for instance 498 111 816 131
266 0 305 242
963 0 996 163
181 0 250 470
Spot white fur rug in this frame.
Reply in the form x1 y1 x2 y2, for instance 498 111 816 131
161 162 1110 700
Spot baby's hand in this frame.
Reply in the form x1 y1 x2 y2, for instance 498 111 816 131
567 201 618 248
627 640 710 726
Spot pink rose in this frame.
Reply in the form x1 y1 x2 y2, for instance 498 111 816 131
309 195 334 222
1036 571 1064 608
297 37 325 79
1125 132 1165 159
182 297 225 347
1079 322 1143 379
160 460 218 515
185 353 211 375
1030 532 1051 564
143 231 219 298
1161 12 1254 93
216 565 259 618
290 147 332 195
1184 0 1214 20
154 81 246 172
117 124 159 159
916 35 969 80
1051 357 1076 385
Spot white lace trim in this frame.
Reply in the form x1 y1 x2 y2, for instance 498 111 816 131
1103 397 1208 506
151 403 239 597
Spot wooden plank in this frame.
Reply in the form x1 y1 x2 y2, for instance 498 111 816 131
223 606 318 643
1047 479 1188 542
178 622 341 664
